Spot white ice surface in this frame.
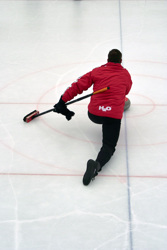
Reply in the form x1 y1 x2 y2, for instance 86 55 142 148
0 1 167 250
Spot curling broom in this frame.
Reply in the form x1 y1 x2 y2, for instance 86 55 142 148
23 86 110 123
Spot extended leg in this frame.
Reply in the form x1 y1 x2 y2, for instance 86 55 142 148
96 119 121 168
83 112 121 185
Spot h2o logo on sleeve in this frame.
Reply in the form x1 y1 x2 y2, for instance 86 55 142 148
99 106 112 112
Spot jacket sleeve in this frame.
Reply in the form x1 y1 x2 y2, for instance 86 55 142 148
62 71 93 103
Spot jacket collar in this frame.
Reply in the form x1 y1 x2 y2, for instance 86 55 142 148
106 62 123 68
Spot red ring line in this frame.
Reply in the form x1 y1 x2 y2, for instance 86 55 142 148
0 60 167 171
0 172 167 179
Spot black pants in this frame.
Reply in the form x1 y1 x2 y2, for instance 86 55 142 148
88 112 121 169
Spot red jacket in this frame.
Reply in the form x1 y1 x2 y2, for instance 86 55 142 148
62 62 132 119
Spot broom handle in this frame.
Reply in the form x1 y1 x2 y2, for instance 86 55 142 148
66 86 109 106
34 86 110 118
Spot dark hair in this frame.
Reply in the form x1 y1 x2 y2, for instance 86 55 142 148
108 49 122 63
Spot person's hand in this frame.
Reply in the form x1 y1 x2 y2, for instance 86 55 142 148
53 96 75 121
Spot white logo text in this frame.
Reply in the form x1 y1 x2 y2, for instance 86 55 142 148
99 106 112 112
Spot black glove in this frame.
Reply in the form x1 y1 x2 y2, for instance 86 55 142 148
53 96 75 121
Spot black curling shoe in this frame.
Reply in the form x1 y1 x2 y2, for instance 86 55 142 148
83 159 101 186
